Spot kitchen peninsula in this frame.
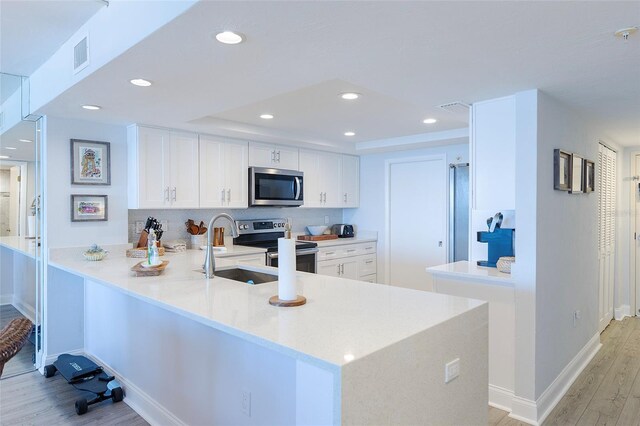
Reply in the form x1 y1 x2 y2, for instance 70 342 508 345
48 246 488 425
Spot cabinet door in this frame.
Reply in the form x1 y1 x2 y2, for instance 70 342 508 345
199 136 225 208
232 254 265 267
342 155 359 207
274 145 299 170
357 254 377 277
319 152 342 207
317 260 341 278
135 126 170 208
248 142 277 168
169 131 199 208
299 150 322 208
341 259 359 279
224 141 248 208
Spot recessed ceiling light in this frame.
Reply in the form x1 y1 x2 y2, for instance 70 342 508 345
215 31 244 44
19 139 33 143
344 131 356 136
5 147 17 150
423 118 438 124
260 114 274 120
130 78 152 87
82 105 101 110
340 92 360 100
0 155 10 159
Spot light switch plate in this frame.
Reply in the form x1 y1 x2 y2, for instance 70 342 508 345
445 358 460 383
135 221 145 234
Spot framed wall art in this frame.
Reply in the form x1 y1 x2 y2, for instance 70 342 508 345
71 139 111 185
570 153 584 194
554 149 572 191
71 194 108 222
584 159 595 193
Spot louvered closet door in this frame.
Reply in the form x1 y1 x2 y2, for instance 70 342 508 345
598 143 616 332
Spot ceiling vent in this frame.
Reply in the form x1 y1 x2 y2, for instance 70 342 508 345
438 101 470 115
73 35 90 74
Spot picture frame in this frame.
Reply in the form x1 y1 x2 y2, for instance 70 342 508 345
554 149 572 191
570 153 584 194
71 194 108 222
584 159 595 193
70 139 111 185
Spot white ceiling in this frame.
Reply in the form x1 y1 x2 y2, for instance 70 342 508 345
24 1 640 148
0 0 103 77
0 121 37 162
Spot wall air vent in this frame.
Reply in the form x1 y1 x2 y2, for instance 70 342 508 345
438 101 470 115
73 35 90 74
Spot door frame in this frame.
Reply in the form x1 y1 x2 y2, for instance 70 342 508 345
632 152 640 317
384 154 448 285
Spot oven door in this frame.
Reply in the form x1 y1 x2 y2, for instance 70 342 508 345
249 167 303 207
266 248 318 273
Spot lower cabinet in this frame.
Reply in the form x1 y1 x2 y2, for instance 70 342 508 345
316 242 377 282
225 253 266 267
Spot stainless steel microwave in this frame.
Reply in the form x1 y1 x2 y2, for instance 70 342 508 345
249 167 304 207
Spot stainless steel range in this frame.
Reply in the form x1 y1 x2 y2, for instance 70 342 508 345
234 219 318 273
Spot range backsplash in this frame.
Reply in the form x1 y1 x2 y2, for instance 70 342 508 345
128 208 344 244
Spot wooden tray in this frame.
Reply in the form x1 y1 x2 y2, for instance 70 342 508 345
126 246 166 258
297 234 339 241
130 260 169 277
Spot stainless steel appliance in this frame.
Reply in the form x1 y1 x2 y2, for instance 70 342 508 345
331 224 354 238
234 219 318 273
249 167 303 207
448 163 469 262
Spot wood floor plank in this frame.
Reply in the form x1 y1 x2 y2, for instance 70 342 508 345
616 361 640 426
489 406 509 426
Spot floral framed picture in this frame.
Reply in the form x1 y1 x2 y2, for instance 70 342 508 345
70 139 111 185
71 194 108 222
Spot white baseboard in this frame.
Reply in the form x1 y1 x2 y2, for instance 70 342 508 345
43 348 85 367
615 305 631 321
12 298 35 322
489 384 514 412
508 333 602 426
84 353 185 426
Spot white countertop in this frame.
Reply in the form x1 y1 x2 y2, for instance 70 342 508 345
0 236 39 259
426 261 515 286
49 245 484 370
312 235 377 248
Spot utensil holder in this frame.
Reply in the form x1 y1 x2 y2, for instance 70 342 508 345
190 234 206 249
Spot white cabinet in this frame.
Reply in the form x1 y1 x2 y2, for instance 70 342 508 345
316 241 377 282
471 96 516 210
299 149 342 208
249 142 298 170
341 155 359 208
128 125 199 209
199 136 248 208
228 253 265 267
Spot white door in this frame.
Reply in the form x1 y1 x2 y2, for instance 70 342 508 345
342 155 360 207
388 157 446 290
598 144 616 332
224 141 248 208
317 260 341 278
320 152 342 207
274 145 299 170
169 131 199 208
137 127 170 208
199 136 225 208
299 150 321 208
249 142 277 168
635 155 640 317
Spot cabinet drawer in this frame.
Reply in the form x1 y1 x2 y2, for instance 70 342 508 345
230 255 265 267
360 274 377 284
317 242 377 261
358 255 377 277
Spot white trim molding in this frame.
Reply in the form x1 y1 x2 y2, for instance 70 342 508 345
615 304 631 321
509 333 602 425
489 384 514 412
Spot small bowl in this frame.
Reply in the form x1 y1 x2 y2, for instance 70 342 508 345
306 225 328 236
84 251 107 261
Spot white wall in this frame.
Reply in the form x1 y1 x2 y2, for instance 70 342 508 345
344 143 469 283
533 92 605 397
46 116 128 247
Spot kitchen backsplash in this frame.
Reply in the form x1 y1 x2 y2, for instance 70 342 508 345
128 208 344 244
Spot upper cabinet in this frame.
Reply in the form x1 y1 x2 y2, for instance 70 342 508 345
128 125 199 209
471 96 516 211
249 142 299 170
299 149 360 208
199 136 248 208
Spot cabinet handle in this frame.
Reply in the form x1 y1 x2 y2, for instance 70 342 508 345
344 193 348 203
271 150 276 162
365 246 374 250
347 249 356 253
326 251 335 255
340 264 344 275
277 151 281 162
323 192 327 203
320 192 323 203
227 189 231 203
165 187 170 202
172 187 177 201
221 189 225 203
337 264 341 275
365 260 374 264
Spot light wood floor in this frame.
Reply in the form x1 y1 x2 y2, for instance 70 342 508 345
0 369 147 425
490 317 640 426
0 304 35 378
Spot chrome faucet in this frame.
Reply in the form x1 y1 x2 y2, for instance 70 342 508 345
203 213 239 278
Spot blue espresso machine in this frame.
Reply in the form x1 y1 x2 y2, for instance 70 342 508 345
477 213 515 268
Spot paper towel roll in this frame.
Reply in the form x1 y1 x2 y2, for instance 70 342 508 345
278 237 297 301
27 216 36 238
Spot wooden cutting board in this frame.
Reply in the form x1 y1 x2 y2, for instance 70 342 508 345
131 260 170 277
297 234 339 241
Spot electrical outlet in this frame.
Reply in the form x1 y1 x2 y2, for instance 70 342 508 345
135 221 145 234
573 310 582 327
324 215 329 224
241 390 251 416
160 220 168 231
445 358 460 383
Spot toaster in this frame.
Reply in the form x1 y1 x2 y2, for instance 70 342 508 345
331 224 354 238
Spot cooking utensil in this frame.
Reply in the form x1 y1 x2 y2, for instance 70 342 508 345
198 226 207 235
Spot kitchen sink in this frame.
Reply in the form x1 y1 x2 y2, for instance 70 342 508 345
213 268 278 285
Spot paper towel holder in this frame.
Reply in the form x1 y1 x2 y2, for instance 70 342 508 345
269 295 307 307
